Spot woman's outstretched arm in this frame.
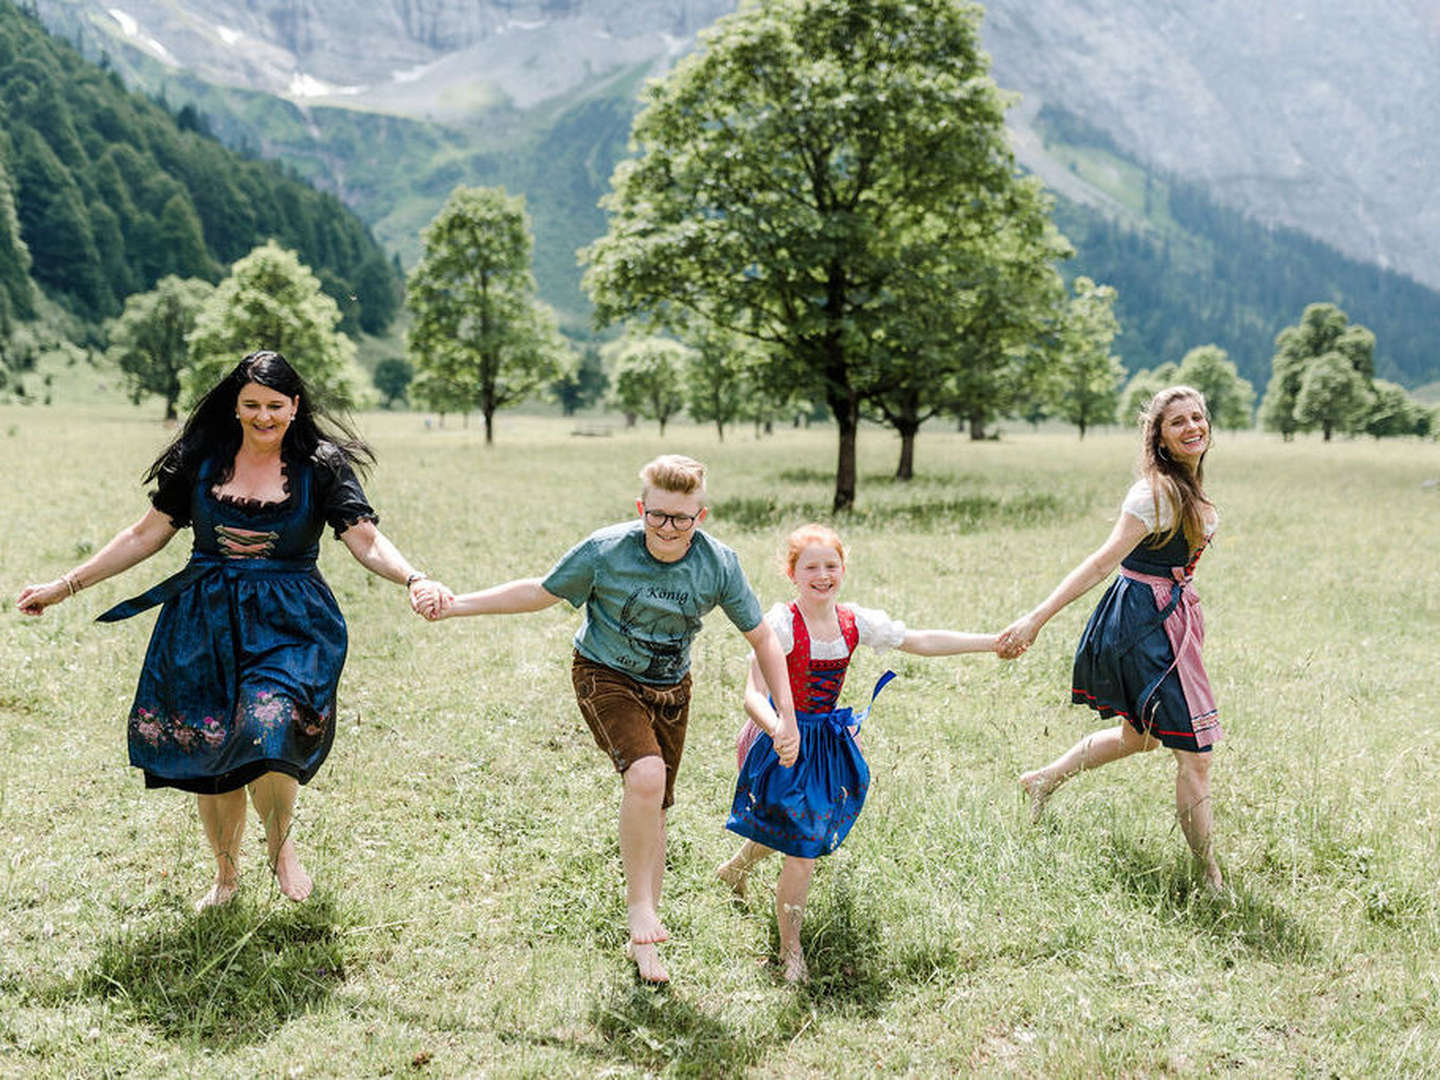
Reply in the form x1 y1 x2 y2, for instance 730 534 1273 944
17 508 178 615
997 511 1150 658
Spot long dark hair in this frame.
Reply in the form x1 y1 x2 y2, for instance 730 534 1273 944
1138 384 1213 551
145 351 373 488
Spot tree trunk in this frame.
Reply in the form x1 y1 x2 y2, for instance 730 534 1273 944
895 420 919 480
1322 421 1333 441
483 408 495 445
659 416 668 437
164 396 178 421
968 408 986 441
1077 417 1087 440
715 420 725 441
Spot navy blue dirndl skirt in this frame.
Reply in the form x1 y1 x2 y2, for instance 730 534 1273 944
1071 576 1204 752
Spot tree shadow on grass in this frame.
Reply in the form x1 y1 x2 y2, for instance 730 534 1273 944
56 895 349 1046
1103 836 1318 961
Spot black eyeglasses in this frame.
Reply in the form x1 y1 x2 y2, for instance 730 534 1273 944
643 508 699 531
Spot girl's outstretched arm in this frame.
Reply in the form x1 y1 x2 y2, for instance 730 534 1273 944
436 577 560 618
997 511 1150 658
898 629 1000 656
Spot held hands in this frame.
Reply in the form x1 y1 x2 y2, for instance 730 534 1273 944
408 579 455 621
772 717 801 769
996 614 1041 660
16 580 70 616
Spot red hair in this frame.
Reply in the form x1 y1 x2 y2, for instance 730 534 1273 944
782 523 845 575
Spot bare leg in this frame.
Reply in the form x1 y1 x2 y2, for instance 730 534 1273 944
248 772 312 902
1173 749 1222 891
775 855 816 983
195 788 247 910
1020 721 1157 822
715 840 775 898
619 755 669 983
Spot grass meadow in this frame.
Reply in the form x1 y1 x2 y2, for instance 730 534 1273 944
1 405 1437 1078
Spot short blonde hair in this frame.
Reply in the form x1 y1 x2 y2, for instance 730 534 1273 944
782 523 845 575
638 454 707 499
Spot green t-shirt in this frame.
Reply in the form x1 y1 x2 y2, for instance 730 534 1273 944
542 520 763 685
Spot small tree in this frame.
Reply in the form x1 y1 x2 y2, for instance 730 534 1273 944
1118 362 1179 426
186 240 356 406
1295 352 1373 440
107 275 213 420
682 321 755 441
1260 303 1374 439
407 187 563 444
551 345 609 416
1175 344 1255 428
1047 277 1124 439
608 337 690 436
373 357 414 408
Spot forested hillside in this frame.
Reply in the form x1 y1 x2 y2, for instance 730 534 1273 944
1040 107 1440 388
0 1 400 338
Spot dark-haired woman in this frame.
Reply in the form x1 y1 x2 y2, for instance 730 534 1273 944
998 386 1224 891
18 351 442 909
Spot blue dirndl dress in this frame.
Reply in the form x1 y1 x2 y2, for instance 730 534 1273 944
1070 525 1221 752
726 603 895 858
98 448 376 794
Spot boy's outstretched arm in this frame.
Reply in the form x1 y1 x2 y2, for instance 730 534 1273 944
898 629 1001 656
743 620 799 767
435 577 561 619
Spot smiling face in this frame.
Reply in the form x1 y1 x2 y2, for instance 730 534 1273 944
235 380 299 451
636 487 707 562
789 542 846 607
1158 395 1209 468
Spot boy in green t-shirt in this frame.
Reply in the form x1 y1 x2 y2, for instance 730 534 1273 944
429 455 797 983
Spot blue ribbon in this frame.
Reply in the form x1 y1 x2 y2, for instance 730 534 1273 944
789 669 897 737
96 552 320 623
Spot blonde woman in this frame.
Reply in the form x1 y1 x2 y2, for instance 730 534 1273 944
999 386 1224 890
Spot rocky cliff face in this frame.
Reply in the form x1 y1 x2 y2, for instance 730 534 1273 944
980 0 1440 291
32 0 1440 291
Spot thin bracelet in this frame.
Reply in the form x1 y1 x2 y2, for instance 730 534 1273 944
405 571 427 588
63 573 81 596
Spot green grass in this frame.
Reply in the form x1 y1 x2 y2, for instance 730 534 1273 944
2 409 1437 1076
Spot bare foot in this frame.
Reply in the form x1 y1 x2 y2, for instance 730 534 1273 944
715 858 748 898
780 944 809 984
195 878 240 912
626 940 670 984
627 905 668 945
1019 769 1055 823
271 843 313 902
1203 863 1224 894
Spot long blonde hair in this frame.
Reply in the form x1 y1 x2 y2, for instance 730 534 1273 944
1138 386 1213 551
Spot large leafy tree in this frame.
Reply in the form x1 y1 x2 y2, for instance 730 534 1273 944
584 0 1054 511
186 241 356 406
408 187 565 444
1046 277 1124 439
108 275 214 420
1259 303 1375 440
607 337 691 436
1175 345 1255 428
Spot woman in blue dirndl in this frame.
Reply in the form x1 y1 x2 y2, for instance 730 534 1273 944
18 351 444 909
716 525 998 981
998 386 1224 891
